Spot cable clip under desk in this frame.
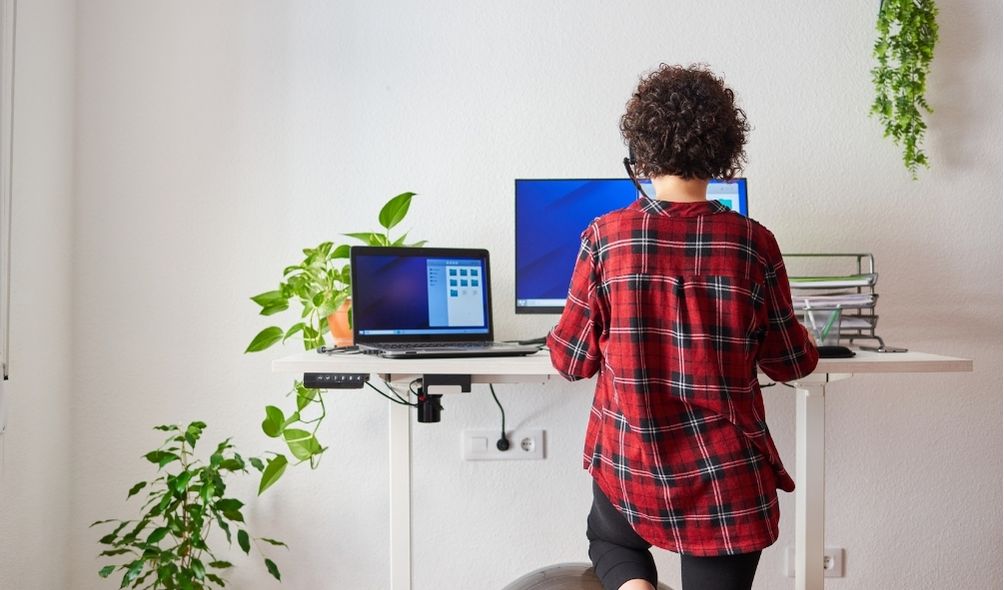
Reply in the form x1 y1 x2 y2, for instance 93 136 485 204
414 374 472 423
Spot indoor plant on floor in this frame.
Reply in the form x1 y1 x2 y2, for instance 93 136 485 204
244 191 425 494
92 421 285 588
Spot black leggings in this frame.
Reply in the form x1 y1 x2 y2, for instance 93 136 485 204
586 481 761 590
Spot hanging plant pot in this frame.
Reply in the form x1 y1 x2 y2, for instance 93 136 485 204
327 298 352 346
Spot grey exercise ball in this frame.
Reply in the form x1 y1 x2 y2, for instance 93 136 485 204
502 563 673 590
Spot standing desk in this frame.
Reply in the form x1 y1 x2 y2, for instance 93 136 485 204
273 349 972 590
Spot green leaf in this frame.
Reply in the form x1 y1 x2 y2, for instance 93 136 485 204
208 560 233 569
265 558 281 581
215 498 244 512
295 384 317 411
146 527 169 544
100 548 134 557
144 451 180 469
249 456 265 472
344 232 389 246
258 454 288 495
222 509 244 523
171 470 193 494
126 481 147 499
250 290 287 308
283 322 305 343
237 529 251 554
90 519 116 527
246 326 283 353
206 573 227 586
261 406 285 438
190 558 206 580
378 191 416 230
283 429 323 461
216 515 232 545
258 537 288 548
330 244 350 259
259 302 290 316
99 565 116 578
121 560 144 588
153 425 179 432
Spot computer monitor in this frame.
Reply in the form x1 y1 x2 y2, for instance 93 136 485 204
514 177 748 314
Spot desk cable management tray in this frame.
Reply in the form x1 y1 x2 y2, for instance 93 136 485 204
784 253 886 349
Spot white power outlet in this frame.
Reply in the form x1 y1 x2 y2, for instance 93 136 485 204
784 546 845 578
462 429 545 461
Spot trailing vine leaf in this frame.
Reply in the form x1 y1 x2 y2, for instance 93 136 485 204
871 0 939 179
246 326 283 353
258 454 288 495
246 192 426 497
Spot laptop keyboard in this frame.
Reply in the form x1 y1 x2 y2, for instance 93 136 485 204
377 342 497 350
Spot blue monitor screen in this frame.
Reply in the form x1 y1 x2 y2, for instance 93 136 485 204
514 178 748 313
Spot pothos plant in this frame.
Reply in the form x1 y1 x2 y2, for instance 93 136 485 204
244 191 425 494
91 422 285 589
870 0 940 179
245 192 425 353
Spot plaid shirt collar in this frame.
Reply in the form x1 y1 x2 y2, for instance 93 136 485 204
633 197 730 218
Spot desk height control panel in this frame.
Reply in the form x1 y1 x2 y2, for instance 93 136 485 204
303 372 370 389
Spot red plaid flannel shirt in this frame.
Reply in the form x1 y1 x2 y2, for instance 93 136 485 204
548 198 818 556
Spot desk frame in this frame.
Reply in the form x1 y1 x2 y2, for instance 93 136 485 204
273 351 971 590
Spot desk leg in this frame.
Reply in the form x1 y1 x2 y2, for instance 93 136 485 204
794 382 825 590
389 401 412 590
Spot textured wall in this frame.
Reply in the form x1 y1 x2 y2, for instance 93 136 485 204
0 0 76 588
66 1 1000 589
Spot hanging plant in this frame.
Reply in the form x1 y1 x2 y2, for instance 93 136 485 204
870 0 939 179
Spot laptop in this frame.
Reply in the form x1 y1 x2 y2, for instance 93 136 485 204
350 246 542 359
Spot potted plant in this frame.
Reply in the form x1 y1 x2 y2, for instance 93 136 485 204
870 0 939 178
243 191 425 493
245 191 425 352
91 421 285 588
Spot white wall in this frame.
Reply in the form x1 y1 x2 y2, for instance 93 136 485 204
66 2 1001 589
0 0 76 588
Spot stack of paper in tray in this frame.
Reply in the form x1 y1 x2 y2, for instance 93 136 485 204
783 254 884 348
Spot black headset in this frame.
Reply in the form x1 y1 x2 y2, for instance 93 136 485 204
623 144 647 197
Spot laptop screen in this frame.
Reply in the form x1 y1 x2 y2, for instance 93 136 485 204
351 247 493 341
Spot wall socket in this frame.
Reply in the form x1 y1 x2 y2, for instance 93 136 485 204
784 546 845 578
462 429 544 461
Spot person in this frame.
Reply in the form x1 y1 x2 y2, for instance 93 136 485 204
547 64 819 590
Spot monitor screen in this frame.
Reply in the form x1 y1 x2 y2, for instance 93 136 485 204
514 178 748 314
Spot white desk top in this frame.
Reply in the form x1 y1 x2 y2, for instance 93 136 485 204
272 349 972 379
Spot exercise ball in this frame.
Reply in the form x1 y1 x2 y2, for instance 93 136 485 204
502 563 673 590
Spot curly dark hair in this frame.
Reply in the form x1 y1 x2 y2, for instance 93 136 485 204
621 64 749 180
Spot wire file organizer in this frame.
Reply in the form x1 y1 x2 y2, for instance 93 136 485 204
784 253 886 349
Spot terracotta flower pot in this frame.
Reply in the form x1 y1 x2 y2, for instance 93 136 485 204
327 298 353 347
